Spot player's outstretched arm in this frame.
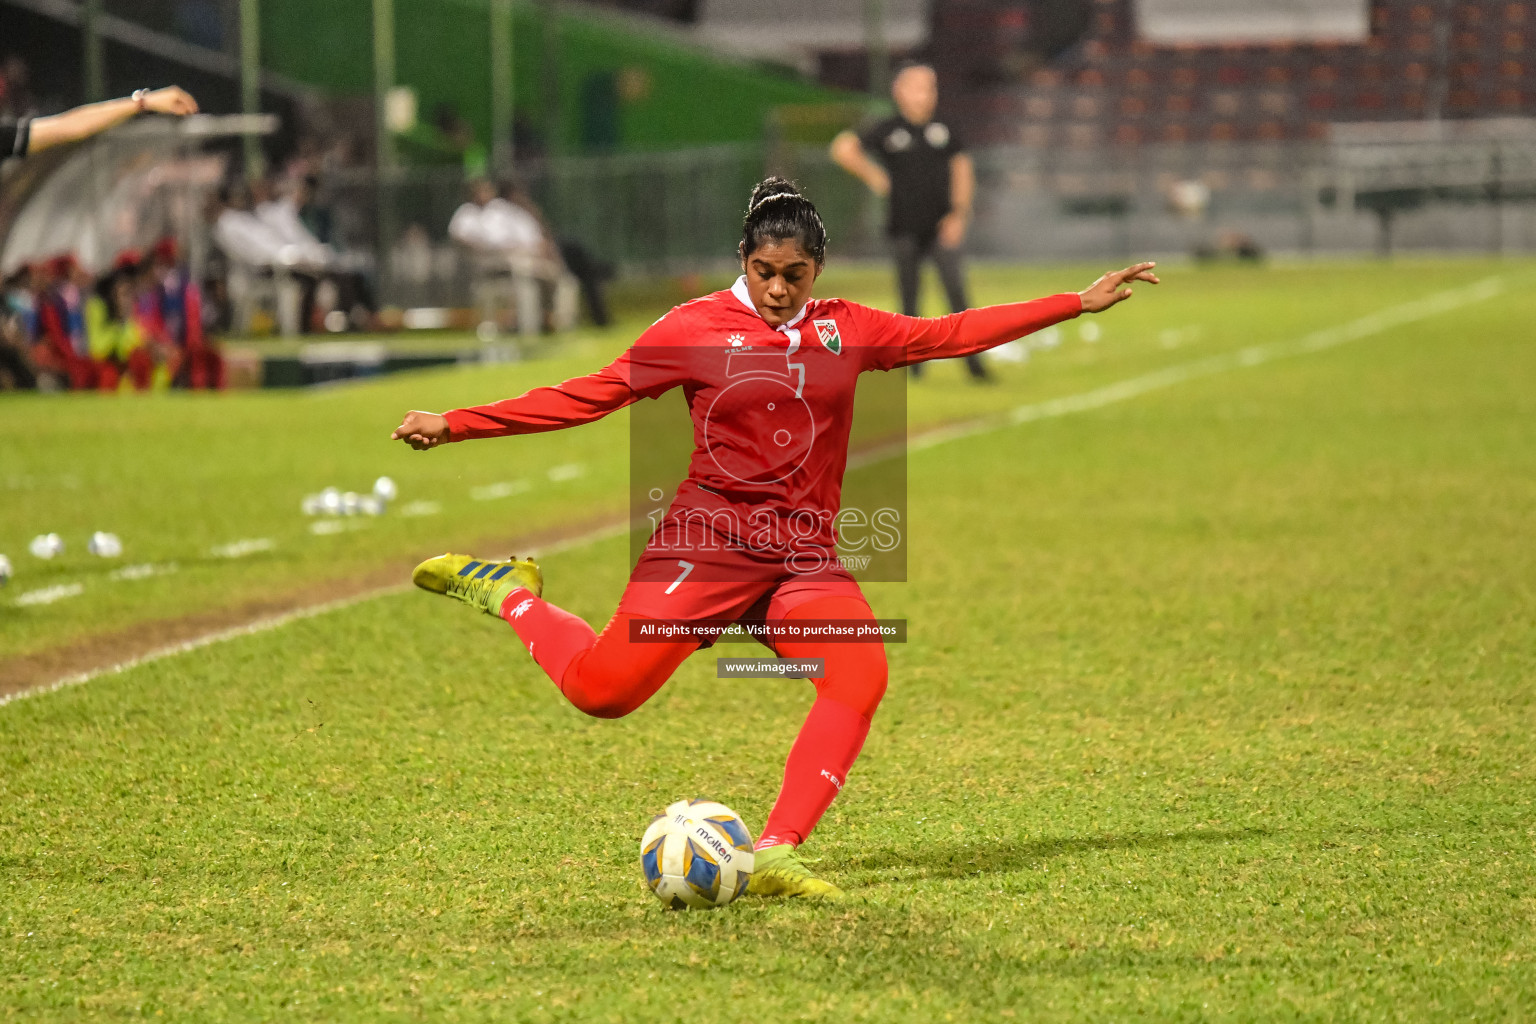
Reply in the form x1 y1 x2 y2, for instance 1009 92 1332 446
866 261 1161 369
1078 262 1160 313
390 356 657 449
28 87 200 153
392 411 451 451
394 313 693 449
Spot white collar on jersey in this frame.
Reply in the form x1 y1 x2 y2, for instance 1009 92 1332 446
731 275 812 332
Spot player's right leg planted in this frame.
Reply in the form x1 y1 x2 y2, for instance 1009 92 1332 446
744 595 889 900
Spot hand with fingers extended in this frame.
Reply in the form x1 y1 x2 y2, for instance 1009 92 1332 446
392 410 451 451
1078 262 1160 313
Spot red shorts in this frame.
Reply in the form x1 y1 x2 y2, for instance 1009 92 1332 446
617 538 868 645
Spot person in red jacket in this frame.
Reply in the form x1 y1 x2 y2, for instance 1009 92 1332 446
34 254 95 390
147 238 223 389
393 177 1158 898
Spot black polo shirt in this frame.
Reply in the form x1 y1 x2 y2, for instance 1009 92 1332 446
857 114 964 238
2 115 31 163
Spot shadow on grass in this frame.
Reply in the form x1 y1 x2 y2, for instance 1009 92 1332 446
850 826 1273 880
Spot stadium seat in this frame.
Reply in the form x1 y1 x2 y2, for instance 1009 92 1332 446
931 0 1535 151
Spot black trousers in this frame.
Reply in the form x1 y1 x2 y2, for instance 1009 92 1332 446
558 238 612 327
892 232 988 380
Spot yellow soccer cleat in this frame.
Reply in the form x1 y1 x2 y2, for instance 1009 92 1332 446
746 844 844 900
411 553 543 617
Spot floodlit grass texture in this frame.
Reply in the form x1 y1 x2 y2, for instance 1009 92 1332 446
3 258 1535 1020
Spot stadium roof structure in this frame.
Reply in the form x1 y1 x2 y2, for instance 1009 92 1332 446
1133 0 1370 46
692 0 931 75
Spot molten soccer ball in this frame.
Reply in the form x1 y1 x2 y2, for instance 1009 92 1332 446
639 799 755 910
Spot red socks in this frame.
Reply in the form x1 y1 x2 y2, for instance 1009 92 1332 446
499 587 887 849
500 596 700 720
499 588 597 693
756 697 872 850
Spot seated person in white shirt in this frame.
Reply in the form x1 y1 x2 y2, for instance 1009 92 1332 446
210 183 321 334
249 177 376 331
450 179 546 259
252 177 333 269
213 185 300 269
450 179 567 334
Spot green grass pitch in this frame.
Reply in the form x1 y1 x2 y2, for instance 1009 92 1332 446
2 258 1534 1019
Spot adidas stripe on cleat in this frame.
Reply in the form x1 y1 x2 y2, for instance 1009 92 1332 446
411 553 543 616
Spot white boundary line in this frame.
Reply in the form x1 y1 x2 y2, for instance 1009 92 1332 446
912 275 1504 451
0 522 632 709
2 278 1502 708
0 586 406 709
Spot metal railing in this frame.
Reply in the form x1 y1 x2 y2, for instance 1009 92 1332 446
7 123 1534 320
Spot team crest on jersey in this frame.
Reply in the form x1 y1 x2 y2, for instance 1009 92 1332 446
813 319 842 354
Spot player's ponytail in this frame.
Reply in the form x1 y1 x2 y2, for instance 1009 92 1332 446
740 176 828 266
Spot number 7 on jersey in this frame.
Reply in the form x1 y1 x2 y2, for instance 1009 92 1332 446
665 560 695 595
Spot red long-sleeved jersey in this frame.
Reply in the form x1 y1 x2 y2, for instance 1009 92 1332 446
445 279 1081 563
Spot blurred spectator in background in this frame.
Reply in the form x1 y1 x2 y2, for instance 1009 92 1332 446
433 102 488 177
1 248 222 392
1 266 39 390
449 178 544 255
253 176 377 330
450 178 573 335
250 177 331 266
211 182 323 335
450 179 611 331
212 180 375 335
831 63 987 381
35 255 96 389
148 238 223 389
505 181 613 328
296 174 335 246
86 251 160 391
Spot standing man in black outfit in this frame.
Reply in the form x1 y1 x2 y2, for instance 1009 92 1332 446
831 62 988 380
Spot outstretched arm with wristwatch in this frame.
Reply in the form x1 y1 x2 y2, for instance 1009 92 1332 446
21 87 200 156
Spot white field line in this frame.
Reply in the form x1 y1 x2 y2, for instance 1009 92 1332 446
0 586 406 709
910 276 1504 452
12 583 85 607
3 278 1500 707
0 522 633 709
470 480 531 501
108 562 179 582
210 537 276 559
309 519 368 535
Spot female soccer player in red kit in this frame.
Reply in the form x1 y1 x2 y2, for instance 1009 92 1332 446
394 178 1157 898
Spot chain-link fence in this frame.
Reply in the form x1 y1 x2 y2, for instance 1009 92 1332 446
333 128 1536 308
309 144 880 309
6 126 1535 315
